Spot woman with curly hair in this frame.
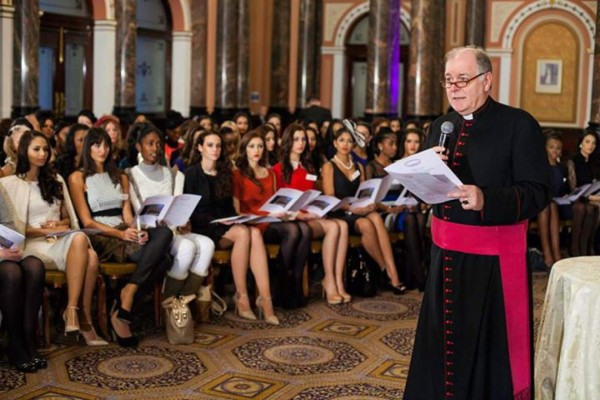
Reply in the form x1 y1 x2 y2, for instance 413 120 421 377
0 131 107 345
69 128 173 347
184 131 278 324
233 130 311 309
273 124 350 304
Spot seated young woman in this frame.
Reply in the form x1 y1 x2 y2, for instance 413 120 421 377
538 130 569 267
366 128 427 290
1 131 107 346
184 130 278 325
567 131 600 256
126 124 214 300
69 128 173 347
233 130 311 309
322 126 406 295
0 185 46 372
272 124 350 304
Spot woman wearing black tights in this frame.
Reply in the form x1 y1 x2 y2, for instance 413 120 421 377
0 186 46 372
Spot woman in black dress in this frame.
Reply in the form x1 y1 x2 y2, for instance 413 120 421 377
322 127 406 294
184 130 278 324
567 131 600 256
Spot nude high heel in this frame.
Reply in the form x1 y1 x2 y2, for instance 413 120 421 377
63 306 80 334
234 293 257 320
79 312 108 346
255 296 280 326
321 280 342 305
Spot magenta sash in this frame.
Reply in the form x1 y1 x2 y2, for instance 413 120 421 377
431 216 531 400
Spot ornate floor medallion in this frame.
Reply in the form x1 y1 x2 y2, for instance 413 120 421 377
65 345 206 390
233 336 365 375
334 297 421 321
201 373 285 399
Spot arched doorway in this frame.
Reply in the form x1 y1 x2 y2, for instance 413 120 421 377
39 0 94 117
343 13 404 119
136 0 172 116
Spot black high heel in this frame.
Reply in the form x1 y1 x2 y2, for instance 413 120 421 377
389 283 407 295
110 300 139 348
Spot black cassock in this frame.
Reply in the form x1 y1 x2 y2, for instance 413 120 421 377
403 98 551 400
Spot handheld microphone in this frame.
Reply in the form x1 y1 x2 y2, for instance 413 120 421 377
438 121 454 149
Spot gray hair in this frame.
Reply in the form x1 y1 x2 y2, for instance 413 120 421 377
445 46 492 74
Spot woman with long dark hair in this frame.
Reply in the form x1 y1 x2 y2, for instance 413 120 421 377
233 130 312 309
1 131 107 345
69 128 173 347
567 131 600 256
54 123 89 182
323 127 406 294
0 185 46 372
273 124 350 304
184 131 278 324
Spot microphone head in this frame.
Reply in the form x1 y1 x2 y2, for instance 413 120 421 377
441 121 454 135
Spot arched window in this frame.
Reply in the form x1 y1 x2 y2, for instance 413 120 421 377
136 0 172 115
39 0 93 116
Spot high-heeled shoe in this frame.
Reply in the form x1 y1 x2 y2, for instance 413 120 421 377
63 306 80 334
79 315 109 346
234 293 257 320
255 296 280 326
321 280 342 305
389 282 407 295
110 300 139 348
338 291 352 303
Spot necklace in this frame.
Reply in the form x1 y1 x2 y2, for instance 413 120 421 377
202 164 217 176
334 155 353 170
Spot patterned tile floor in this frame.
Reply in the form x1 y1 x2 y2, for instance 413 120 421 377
0 273 549 400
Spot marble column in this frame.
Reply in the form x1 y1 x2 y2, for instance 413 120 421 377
296 0 321 109
93 20 117 117
171 32 192 117
190 0 208 117
269 0 292 115
406 0 445 120
12 0 39 117
113 0 136 119
214 0 238 121
0 2 14 118
588 1 600 133
465 0 485 47
236 0 249 111
365 0 401 118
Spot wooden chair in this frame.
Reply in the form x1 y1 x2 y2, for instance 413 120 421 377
41 270 67 348
97 262 163 339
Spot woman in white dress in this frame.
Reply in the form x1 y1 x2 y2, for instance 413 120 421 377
126 124 214 299
0 131 107 345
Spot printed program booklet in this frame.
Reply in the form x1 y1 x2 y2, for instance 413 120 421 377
135 194 201 227
0 224 25 249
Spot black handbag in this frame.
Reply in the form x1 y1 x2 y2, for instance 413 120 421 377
346 248 377 297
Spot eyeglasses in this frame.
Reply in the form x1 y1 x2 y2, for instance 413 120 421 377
440 72 487 89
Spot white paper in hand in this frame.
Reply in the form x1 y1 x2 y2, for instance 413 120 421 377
384 149 463 204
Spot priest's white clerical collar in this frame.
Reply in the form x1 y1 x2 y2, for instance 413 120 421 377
463 114 474 120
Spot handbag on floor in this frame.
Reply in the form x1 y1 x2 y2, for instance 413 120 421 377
162 294 196 344
346 248 378 298
195 285 227 323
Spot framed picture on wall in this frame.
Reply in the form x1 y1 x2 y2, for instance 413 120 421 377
536 59 562 94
